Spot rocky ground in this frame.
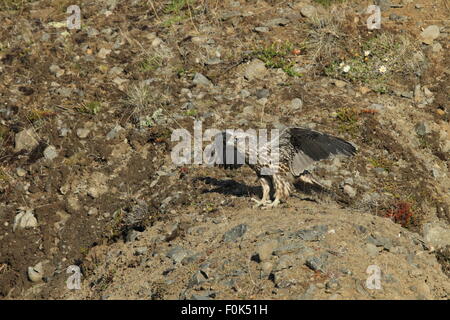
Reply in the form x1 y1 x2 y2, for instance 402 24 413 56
0 0 449 299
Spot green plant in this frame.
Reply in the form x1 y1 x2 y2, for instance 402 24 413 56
78 101 102 115
252 42 302 77
139 54 163 72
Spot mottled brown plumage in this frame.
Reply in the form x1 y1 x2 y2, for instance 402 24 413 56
214 127 356 208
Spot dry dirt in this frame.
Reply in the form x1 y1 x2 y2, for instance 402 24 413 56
0 0 449 299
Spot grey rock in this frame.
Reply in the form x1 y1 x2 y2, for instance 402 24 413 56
415 122 430 136
375 0 391 11
325 279 341 292
254 26 269 33
49 64 64 77
125 229 142 242
420 25 440 45
188 270 208 287
166 246 191 264
28 262 44 282
190 291 215 300
422 223 450 248
305 255 328 271
14 128 39 152
59 128 70 137
256 240 278 261
223 224 248 242
366 243 381 257
192 73 212 87
205 57 221 65
255 88 270 99
369 103 384 111
76 128 90 139
295 225 328 241
43 145 58 160
343 184 357 198
13 208 38 232
300 5 318 19
273 241 306 256
56 87 72 97
264 18 290 27
290 98 303 111
106 125 124 140
134 247 148 256
244 59 268 80
298 284 316 300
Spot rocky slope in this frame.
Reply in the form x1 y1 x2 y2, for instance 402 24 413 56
0 0 448 299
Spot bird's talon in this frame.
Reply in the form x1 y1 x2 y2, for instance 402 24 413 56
252 198 271 208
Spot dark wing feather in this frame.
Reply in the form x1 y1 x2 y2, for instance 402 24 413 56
287 127 356 176
214 131 244 170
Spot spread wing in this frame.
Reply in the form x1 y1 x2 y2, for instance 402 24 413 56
286 127 356 176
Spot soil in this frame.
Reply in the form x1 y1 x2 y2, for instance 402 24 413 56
0 0 449 299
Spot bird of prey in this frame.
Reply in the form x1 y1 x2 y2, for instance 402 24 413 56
212 127 356 209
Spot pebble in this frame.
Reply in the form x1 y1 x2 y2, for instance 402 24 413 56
16 168 27 177
256 240 278 261
223 224 248 242
14 128 39 152
420 25 440 45
166 246 190 264
300 5 318 19
192 73 212 87
290 98 303 111
244 59 268 80
343 185 357 198
76 128 90 139
43 145 58 160
13 208 38 232
28 262 44 282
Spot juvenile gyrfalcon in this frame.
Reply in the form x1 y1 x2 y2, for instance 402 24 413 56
213 127 356 209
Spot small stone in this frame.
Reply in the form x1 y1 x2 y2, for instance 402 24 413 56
343 185 357 198
244 59 267 80
13 208 38 232
420 25 440 45
106 125 124 140
193 73 212 87
43 145 58 160
134 247 148 256
261 261 273 275
415 122 429 136
166 246 190 264
97 48 111 59
422 223 450 249
300 5 318 19
76 128 90 139
14 128 39 152
366 243 380 257
264 18 290 27
223 224 248 242
255 88 270 99
305 255 327 271
333 79 347 88
28 262 44 282
49 64 64 77
16 168 27 177
368 103 384 111
296 225 328 241
256 240 278 261
432 42 442 53
254 26 269 33
290 98 303 111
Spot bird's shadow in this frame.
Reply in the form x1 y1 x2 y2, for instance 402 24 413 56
195 177 260 198
195 177 332 202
